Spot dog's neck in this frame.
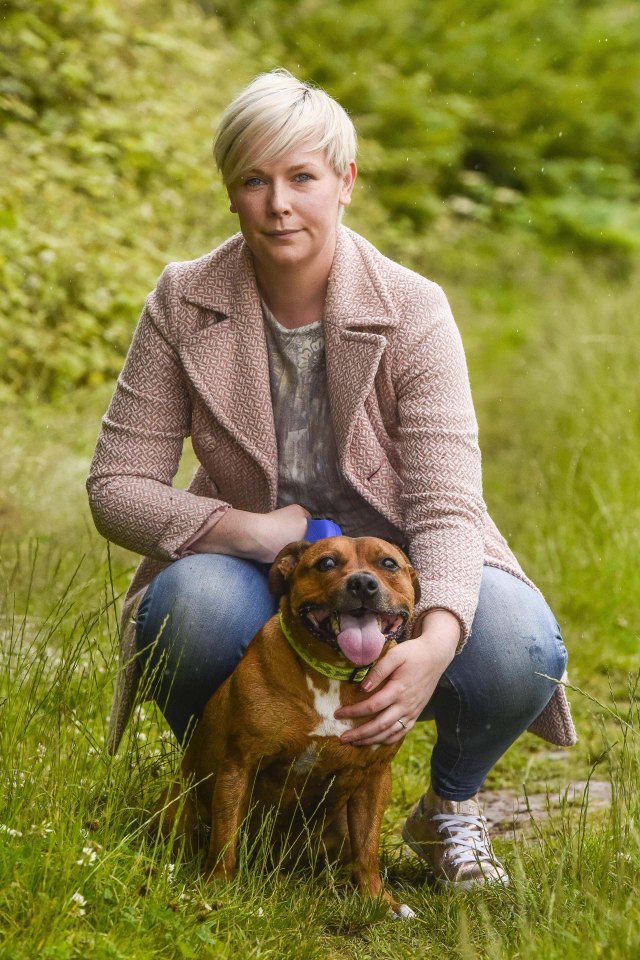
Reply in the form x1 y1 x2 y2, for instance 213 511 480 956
278 612 374 683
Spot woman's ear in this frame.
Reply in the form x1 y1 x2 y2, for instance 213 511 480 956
339 160 357 207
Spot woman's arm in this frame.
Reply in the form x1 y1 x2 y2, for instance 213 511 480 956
87 266 230 561
188 503 310 563
393 282 485 646
335 281 484 743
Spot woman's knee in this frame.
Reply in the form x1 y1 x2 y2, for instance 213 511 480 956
134 554 278 737
477 566 565 669
135 553 278 671
444 566 568 719
139 554 275 634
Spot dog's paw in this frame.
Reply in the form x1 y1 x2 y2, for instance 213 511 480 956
394 903 416 920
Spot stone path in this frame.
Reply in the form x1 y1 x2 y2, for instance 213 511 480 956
482 779 612 836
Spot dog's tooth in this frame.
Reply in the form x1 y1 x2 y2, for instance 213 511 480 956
330 613 340 634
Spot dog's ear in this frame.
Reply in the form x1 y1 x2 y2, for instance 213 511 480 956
408 565 421 604
395 546 422 606
268 540 311 598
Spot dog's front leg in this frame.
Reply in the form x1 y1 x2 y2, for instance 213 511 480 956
346 766 390 902
347 766 413 918
204 756 254 880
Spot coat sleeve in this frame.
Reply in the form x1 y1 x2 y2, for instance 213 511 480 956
392 282 485 646
86 267 230 561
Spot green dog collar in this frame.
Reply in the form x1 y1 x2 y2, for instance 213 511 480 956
279 612 372 683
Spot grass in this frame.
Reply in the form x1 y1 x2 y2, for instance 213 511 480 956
1 247 639 957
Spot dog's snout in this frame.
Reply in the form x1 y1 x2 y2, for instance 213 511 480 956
346 573 380 600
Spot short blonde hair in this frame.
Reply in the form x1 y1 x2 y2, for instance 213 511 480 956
213 69 357 186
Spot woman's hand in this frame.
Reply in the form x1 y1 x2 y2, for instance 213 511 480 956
334 609 461 746
190 503 311 563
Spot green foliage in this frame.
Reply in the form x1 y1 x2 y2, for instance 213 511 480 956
0 0 235 403
1 0 639 401
212 0 640 243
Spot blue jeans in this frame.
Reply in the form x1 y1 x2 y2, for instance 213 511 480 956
135 556 567 801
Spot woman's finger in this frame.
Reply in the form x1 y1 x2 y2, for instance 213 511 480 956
350 718 414 746
360 644 405 693
335 679 402 721
340 705 414 745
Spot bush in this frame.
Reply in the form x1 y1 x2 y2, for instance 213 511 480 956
0 0 234 403
1 0 639 401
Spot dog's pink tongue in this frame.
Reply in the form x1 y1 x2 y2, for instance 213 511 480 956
336 612 385 666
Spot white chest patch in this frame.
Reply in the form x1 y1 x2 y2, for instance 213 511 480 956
306 676 354 738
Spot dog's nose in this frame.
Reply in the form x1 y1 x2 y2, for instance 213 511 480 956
346 573 380 600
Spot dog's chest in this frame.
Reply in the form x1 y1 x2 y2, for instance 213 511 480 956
289 675 380 776
254 675 388 813
305 675 354 738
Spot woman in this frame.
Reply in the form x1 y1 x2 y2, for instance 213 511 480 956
87 69 575 889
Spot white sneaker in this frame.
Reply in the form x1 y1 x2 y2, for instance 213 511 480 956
402 786 509 889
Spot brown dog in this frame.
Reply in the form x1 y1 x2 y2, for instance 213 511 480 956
157 536 419 917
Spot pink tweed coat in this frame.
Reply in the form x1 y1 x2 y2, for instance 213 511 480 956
87 226 576 753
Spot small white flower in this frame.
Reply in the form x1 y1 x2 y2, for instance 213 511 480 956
29 822 54 837
76 843 101 866
0 824 23 838
70 891 87 916
449 195 477 217
163 863 175 883
136 732 147 742
10 770 26 789
494 187 521 205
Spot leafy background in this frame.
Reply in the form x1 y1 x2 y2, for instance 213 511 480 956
1 0 639 401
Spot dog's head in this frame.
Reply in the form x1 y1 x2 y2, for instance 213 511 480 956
269 536 420 667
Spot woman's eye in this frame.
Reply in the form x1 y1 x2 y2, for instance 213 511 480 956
243 177 264 187
294 173 312 182
381 557 399 571
316 556 337 571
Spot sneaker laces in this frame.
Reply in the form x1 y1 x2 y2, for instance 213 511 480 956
431 813 499 869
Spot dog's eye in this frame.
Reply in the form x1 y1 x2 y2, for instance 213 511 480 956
315 556 337 572
380 557 399 571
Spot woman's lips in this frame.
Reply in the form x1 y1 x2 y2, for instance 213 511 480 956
265 229 301 238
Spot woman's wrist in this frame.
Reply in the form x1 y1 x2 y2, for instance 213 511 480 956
413 608 461 668
189 504 310 563
189 507 261 559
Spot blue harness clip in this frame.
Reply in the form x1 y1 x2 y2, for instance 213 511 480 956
305 518 343 542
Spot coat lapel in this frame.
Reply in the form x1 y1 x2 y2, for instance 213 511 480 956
323 228 398 472
179 241 279 506
176 228 398 509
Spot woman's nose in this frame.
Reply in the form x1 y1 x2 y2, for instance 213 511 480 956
267 182 291 216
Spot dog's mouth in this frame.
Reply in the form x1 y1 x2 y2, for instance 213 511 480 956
298 605 407 666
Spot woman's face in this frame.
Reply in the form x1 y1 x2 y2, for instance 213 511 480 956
227 146 356 277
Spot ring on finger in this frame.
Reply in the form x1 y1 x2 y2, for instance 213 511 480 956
397 718 407 730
